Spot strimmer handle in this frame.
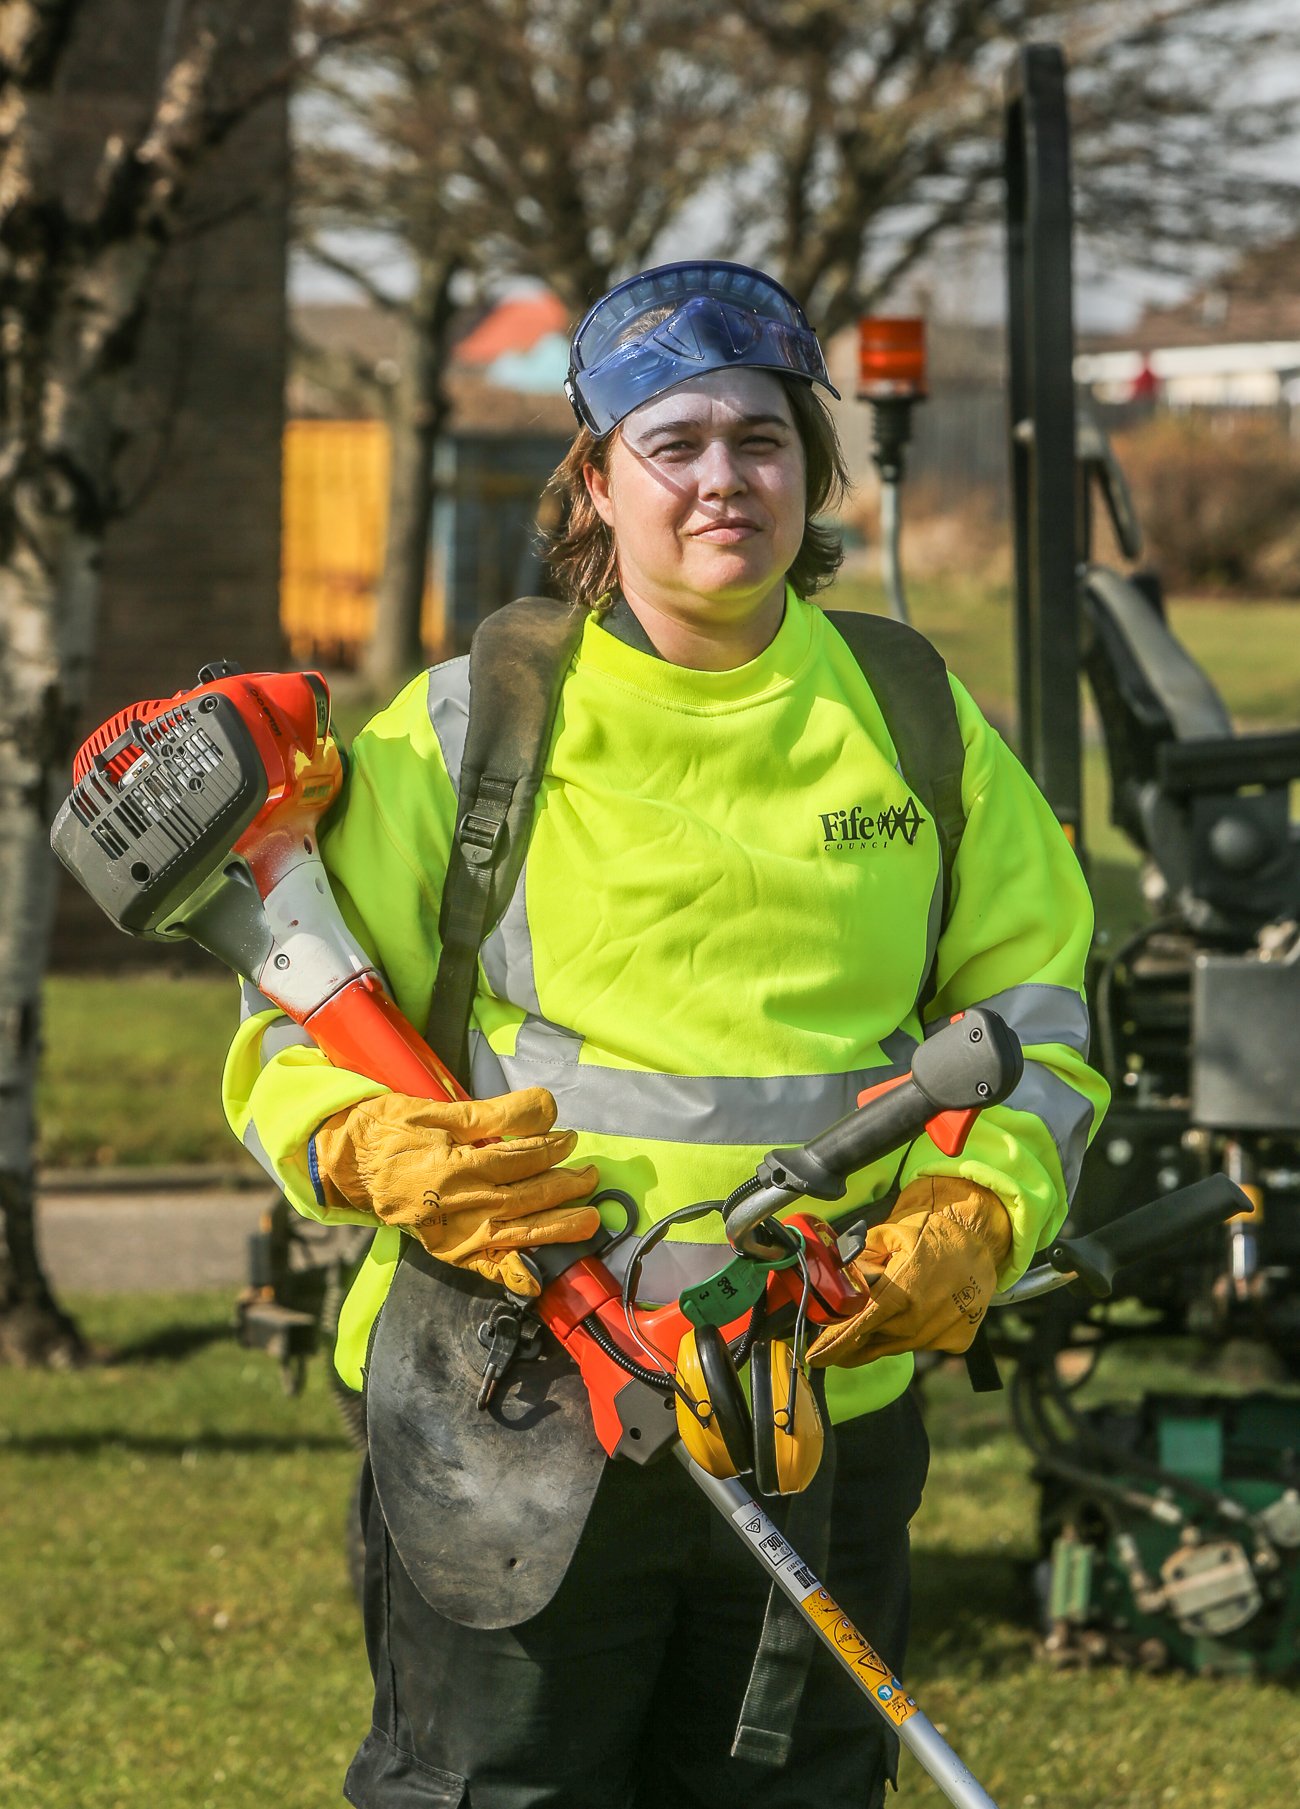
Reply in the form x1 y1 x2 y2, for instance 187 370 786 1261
727 1011 1023 1249
1048 1175 1250 1298
304 974 468 1102
790 1010 1022 1184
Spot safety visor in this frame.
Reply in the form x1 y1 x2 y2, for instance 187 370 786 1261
565 261 840 439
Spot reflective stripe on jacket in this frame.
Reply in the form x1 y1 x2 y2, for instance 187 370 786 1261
222 593 1109 1420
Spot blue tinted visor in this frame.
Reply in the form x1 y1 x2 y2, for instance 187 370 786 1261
566 261 840 439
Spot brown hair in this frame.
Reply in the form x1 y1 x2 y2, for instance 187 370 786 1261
543 375 849 607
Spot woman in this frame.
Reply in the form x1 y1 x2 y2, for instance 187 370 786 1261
224 261 1107 1807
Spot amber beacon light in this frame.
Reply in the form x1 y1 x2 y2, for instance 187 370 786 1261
857 315 928 401
856 316 928 625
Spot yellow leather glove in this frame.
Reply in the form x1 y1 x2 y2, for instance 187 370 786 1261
311 1086 600 1296
809 1176 1013 1367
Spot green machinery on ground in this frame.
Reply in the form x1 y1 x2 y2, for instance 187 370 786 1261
988 45 1300 1678
1037 1389 1300 1676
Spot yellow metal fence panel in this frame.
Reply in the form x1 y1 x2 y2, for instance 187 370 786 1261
280 420 446 667
281 420 386 664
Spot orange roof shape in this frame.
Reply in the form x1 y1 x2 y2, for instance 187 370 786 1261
457 291 571 365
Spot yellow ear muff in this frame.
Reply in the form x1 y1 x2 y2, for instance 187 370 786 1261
750 1337 825 1497
675 1323 753 1479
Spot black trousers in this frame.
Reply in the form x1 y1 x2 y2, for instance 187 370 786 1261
345 1389 930 1809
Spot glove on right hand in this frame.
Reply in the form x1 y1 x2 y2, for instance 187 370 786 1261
311 1086 600 1296
809 1175 1012 1367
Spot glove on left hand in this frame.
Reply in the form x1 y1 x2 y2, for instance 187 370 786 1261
311 1086 600 1297
809 1175 1012 1368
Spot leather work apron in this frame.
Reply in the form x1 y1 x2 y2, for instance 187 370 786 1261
364 1240 607 1629
361 1236 846 1776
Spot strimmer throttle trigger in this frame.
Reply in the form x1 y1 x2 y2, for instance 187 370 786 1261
853 1009 1025 1159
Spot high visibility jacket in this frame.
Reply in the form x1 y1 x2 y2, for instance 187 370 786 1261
223 592 1109 1422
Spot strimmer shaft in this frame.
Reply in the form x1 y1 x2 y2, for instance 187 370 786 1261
678 1450 1000 1809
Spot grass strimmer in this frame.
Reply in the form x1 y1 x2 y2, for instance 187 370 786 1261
51 664 1246 1809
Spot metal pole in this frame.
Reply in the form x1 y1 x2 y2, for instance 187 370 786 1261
867 392 917 626
678 1449 1002 1809
1003 44 1084 857
880 478 910 624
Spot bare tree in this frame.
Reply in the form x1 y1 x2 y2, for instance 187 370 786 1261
718 1 1300 332
0 0 428 1366
293 0 737 688
297 0 1297 687
295 10 473 686
426 0 736 315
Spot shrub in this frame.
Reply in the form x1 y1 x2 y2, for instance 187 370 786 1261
1109 414 1300 596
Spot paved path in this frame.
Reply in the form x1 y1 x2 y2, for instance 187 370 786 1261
36 1186 274 1294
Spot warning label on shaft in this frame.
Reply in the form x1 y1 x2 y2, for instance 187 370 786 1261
729 1502 919 1726
799 1589 919 1726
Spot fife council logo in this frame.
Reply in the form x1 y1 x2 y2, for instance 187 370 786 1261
819 798 925 851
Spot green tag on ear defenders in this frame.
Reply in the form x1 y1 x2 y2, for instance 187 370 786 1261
679 1239 803 1331
679 1255 768 1331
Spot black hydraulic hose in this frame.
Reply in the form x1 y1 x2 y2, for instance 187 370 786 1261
1053 1341 1102 1394
1011 1351 1079 1465
1095 912 1181 1085
1038 1343 1272 1547
1010 1361 1183 1526
1016 1289 1262 1538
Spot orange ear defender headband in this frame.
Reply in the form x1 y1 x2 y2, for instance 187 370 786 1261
674 1323 825 1496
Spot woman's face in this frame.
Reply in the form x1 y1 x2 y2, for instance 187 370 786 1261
582 368 807 631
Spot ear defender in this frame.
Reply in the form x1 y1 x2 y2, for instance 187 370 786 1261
750 1336 825 1497
675 1323 753 1478
675 1325 826 1493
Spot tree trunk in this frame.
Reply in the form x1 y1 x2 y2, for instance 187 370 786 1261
0 493 103 1367
0 12 189 1365
1 2 315 1365
363 254 463 693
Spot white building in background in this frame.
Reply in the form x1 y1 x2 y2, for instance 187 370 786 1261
1075 234 1300 429
1076 340 1300 413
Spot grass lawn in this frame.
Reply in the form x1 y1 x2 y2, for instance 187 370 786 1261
3 1291 1295 1808
829 575 1300 734
0 1293 367 1809
39 972 242 1170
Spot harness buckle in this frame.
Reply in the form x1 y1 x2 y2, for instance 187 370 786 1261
460 808 507 853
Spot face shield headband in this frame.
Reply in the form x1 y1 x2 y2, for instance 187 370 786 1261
565 261 840 439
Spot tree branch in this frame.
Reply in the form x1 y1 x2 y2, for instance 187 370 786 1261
289 327 389 414
298 239 408 313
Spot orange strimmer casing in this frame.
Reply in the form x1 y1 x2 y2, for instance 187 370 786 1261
54 662 464 1102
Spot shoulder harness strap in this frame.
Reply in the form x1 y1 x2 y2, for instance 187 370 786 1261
827 613 1000 1396
427 597 587 1090
826 610 967 1012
